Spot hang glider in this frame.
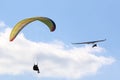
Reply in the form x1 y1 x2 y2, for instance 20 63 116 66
72 39 106 48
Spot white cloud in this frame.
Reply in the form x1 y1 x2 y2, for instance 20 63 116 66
0 21 7 28
0 24 115 79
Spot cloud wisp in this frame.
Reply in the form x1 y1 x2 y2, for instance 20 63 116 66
0 22 115 79
0 21 6 28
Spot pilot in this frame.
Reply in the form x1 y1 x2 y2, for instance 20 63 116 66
33 64 40 73
92 44 97 48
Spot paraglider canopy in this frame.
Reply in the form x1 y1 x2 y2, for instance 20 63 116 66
9 16 56 41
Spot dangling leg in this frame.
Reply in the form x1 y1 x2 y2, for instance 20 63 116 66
37 69 40 73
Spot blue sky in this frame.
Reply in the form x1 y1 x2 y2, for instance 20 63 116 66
0 0 120 80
